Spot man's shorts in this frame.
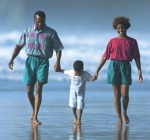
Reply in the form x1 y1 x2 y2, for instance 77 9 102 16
69 89 85 109
106 60 132 85
22 56 49 85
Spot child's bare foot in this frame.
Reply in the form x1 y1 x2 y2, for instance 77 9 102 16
123 115 130 124
76 121 82 125
74 118 78 124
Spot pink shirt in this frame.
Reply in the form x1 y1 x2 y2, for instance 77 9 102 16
103 37 140 61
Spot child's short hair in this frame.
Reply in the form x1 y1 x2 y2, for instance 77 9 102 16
112 16 131 29
73 60 84 71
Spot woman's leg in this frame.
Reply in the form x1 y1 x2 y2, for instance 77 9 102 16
112 85 122 125
121 84 130 124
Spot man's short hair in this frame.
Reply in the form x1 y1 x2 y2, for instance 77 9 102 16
34 11 46 18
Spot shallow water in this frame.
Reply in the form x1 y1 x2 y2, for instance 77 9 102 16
0 81 150 140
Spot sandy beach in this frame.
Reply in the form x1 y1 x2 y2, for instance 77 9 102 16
0 80 150 140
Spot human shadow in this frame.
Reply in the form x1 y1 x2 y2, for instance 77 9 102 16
115 125 129 140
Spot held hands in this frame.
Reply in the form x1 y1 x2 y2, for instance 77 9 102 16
93 72 99 81
54 62 61 72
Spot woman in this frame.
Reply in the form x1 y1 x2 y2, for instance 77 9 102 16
94 16 143 126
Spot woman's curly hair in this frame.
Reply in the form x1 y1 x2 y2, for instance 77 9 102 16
112 16 131 29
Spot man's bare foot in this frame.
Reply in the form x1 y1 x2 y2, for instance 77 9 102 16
116 119 122 127
123 114 130 124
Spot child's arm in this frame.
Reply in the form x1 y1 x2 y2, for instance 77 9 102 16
57 69 65 73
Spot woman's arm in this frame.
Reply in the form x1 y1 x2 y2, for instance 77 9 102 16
134 58 143 83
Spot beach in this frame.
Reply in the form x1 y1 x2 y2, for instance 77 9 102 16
0 80 150 140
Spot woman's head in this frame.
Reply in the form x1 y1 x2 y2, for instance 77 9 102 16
112 16 131 30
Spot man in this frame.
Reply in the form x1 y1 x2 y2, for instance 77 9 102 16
8 11 64 125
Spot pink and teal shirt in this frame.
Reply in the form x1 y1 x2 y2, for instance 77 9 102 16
103 37 140 61
17 25 64 59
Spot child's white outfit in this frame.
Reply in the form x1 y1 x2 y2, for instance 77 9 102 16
64 70 93 109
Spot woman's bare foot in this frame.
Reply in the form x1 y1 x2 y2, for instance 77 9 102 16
31 112 35 122
32 119 42 125
123 114 130 124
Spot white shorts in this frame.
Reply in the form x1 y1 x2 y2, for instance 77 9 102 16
69 90 85 109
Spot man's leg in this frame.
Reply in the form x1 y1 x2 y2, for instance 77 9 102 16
33 82 43 124
121 84 130 124
26 84 35 121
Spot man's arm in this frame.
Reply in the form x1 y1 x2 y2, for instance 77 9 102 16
8 45 23 70
54 50 62 72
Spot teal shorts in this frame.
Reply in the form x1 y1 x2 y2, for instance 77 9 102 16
22 56 49 85
106 60 132 85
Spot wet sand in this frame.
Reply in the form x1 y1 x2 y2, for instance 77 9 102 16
0 82 150 140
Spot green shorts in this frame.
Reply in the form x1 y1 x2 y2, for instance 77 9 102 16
106 60 132 85
22 56 49 85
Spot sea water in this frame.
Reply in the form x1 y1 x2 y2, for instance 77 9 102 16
0 80 150 140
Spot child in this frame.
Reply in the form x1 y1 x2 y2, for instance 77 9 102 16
58 60 94 125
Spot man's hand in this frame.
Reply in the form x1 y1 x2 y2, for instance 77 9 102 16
54 62 61 72
8 60 14 70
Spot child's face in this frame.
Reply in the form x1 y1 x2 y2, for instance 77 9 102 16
75 70 83 76
116 24 127 37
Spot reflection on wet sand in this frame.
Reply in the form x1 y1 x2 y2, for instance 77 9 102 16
70 124 82 140
116 125 129 140
31 124 41 140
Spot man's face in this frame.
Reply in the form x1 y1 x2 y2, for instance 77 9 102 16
34 15 45 30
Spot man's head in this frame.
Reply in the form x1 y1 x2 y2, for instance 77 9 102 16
34 11 46 30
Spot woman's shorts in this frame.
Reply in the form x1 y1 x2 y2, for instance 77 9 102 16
106 60 132 85
22 56 49 85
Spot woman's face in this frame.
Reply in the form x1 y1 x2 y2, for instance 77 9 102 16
116 24 127 37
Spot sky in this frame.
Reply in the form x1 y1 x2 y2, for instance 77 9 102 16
0 0 150 81
0 0 150 35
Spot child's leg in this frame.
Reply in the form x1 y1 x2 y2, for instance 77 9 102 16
121 84 130 124
77 109 83 125
72 108 78 123
112 85 122 125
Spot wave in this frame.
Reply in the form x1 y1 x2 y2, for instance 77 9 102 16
0 31 150 81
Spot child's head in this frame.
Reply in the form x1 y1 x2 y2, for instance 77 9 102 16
112 16 131 30
73 60 84 72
